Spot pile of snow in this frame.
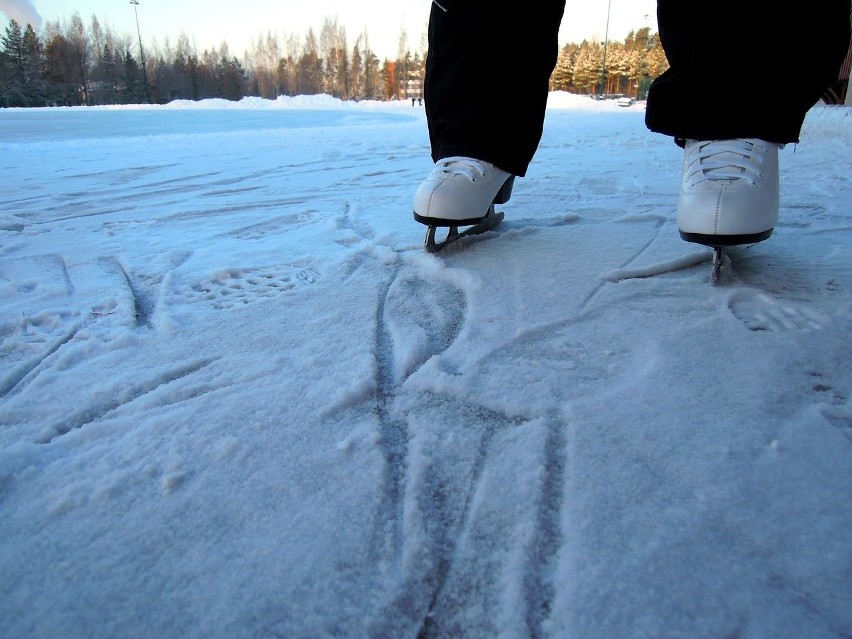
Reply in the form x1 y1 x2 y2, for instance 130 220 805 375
9 91 650 113
546 90 645 111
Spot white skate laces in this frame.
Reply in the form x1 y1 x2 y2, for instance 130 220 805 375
435 156 490 183
685 139 773 188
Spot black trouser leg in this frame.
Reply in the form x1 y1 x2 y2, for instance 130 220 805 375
425 0 566 177
646 1 852 143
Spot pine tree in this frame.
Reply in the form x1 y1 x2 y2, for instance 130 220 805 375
297 28 322 95
356 29 382 100
552 43 579 92
123 48 140 102
572 41 603 94
172 33 199 100
1 20 27 106
0 47 11 107
349 38 364 99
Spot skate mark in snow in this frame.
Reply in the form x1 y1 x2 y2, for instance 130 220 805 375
524 419 567 639
368 263 478 630
335 201 376 244
0 193 55 213
159 197 311 224
0 322 82 398
207 166 288 186
599 213 667 275
222 210 321 240
728 290 829 332
5 184 143 225
0 254 82 396
370 395 526 639
199 185 262 198
573 214 669 308
370 257 469 559
601 251 708 282
416 416 568 639
360 168 409 179
101 257 159 329
496 212 583 231
134 170 224 192
338 250 372 281
820 405 852 442
65 163 180 184
101 220 157 237
416 408 504 638
185 263 321 310
369 264 408 571
40 357 217 443
90 251 191 329
382 272 466 384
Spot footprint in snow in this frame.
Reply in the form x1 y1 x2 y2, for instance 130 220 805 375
187 265 320 310
728 290 829 332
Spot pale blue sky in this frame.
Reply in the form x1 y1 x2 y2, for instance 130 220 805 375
2 0 658 60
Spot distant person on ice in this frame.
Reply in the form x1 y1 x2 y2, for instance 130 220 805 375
413 0 851 258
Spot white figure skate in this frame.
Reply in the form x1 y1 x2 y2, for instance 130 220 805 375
677 139 779 283
413 156 515 252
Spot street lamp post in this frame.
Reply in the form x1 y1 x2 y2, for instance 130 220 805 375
599 0 613 98
130 0 151 103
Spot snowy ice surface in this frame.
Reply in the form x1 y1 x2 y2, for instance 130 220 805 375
0 94 850 639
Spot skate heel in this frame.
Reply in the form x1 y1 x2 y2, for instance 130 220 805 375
493 176 515 205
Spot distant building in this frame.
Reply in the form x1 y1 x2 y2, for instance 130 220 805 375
403 72 423 101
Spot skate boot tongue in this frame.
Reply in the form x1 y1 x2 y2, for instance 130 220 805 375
687 139 768 187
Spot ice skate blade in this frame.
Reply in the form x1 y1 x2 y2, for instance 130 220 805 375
423 208 504 253
710 247 723 286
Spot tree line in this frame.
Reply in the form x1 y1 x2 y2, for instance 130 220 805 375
550 27 669 98
0 13 667 108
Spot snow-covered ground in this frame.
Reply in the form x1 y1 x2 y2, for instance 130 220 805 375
0 94 850 639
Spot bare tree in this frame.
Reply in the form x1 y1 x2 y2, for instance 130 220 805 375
67 13 91 104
